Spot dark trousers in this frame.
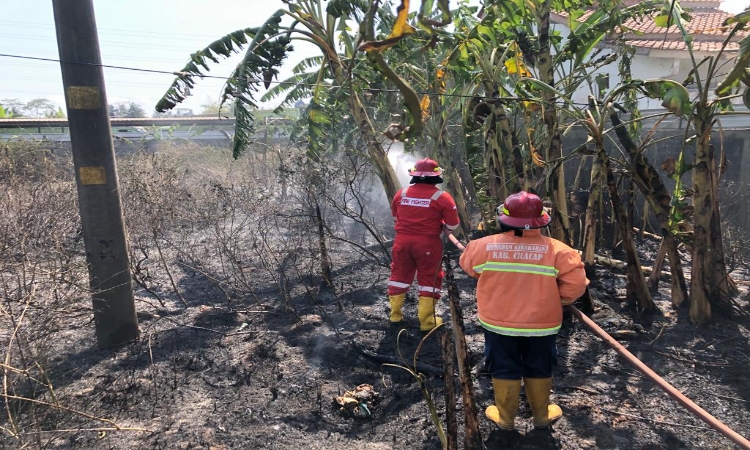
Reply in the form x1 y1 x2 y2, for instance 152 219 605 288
484 331 558 379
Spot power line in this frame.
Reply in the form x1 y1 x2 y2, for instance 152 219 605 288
1 55 190 65
0 49 318 64
0 75 228 90
0 32 223 52
1 52 205 77
1 74 236 93
0 52 600 106
0 47 185 63
0 19 224 40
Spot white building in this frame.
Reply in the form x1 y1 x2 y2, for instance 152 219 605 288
551 0 747 111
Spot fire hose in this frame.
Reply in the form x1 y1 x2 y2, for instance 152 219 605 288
566 305 750 449
442 226 465 252
444 235 750 449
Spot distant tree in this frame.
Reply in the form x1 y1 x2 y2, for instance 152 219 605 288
199 101 220 116
199 98 233 117
49 107 66 118
25 98 56 117
126 102 146 118
1 99 24 117
108 102 146 118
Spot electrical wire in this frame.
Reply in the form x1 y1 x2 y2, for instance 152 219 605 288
0 52 601 106
0 32 224 52
1 53 204 77
0 19 227 40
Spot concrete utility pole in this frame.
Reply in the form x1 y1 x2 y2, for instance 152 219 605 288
52 0 138 347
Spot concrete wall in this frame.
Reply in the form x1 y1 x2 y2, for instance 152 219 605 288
736 135 750 234
560 124 750 242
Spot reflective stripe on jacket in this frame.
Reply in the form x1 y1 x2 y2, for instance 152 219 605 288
459 229 588 336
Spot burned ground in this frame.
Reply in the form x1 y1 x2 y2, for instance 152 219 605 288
10 242 749 450
1 142 749 450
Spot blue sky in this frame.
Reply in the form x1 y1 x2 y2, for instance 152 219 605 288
1 0 750 116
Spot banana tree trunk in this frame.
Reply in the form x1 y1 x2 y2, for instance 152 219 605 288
311 193 333 289
705 140 735 302
347 92 402 201
582 157 603 265
478 77 515 208
436 144 472 240
327 52 401 201
707 158 736 298
511 134 529 191
597 145 655 311
484 103 510 204
610 113 688 306
690 112 728 323
665 234 687 306
537 0 571 245
647 237 668 291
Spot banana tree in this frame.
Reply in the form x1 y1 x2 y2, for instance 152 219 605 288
608 104 689 308
444 0 658 233
352 0 482 240
534 0 666 244
156 0 412 201
445 1 566 230
523 77 657 311
533 0 572 243
586 102 655 311
450 26 523 229
391 54 477 238
643 2 749 323
485 0 622 241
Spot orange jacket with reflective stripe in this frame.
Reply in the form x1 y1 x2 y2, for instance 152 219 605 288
459 229 588 336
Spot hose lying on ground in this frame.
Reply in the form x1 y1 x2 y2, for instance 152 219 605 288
566 305 750 450
440 231 748 448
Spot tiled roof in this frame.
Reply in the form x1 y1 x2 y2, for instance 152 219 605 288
622 9 740 36
553 5 747 45
626 39 739 51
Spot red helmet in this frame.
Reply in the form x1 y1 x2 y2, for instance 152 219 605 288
408 158 444 177
497 191 551 229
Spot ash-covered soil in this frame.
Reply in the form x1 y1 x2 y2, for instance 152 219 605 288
7 235 749 450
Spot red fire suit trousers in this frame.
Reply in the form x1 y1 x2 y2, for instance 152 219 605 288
387 235 443 299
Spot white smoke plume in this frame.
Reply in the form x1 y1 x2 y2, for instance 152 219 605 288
386 141 421 188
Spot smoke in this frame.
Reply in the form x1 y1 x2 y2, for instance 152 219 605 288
386 141 420 188
332 141 423 245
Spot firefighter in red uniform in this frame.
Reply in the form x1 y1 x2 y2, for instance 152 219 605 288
388 158 460 331
459 191 588 430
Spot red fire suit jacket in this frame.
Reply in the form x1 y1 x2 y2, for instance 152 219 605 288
391 184 460 237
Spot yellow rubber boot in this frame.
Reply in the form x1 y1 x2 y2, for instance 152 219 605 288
417 296 443 331
485 378 521 430
524 377 563 428
389 294 405 323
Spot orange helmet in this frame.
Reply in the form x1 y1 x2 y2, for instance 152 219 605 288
497 191 551 229
408 158 444 177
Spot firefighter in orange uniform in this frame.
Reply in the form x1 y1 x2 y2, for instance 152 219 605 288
459 191 588 430
388 158 460 331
